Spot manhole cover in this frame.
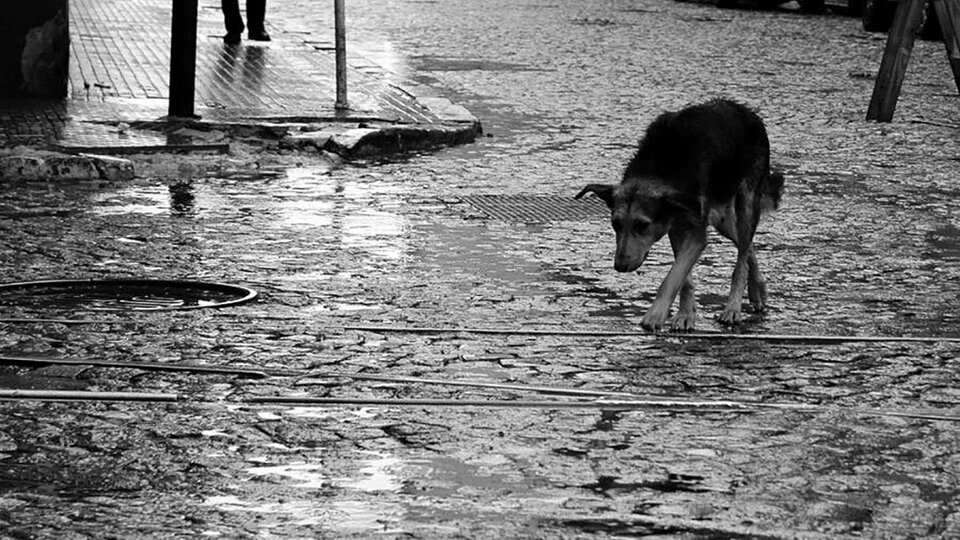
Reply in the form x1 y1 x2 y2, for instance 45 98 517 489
0 279 257 312
460 195 608 223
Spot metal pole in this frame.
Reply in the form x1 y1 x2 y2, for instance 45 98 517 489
169 0 199 118
334 0 348 110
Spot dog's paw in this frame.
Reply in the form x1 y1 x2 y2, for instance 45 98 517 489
641 308 670 331
669 311 697 331
748 281 767 312
717 307 743 326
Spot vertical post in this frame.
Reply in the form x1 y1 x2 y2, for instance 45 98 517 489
866 0 926 122
931 0 960 93
169 0 199 118
334 0 348 110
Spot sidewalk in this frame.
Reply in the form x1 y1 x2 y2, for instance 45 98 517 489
0 0 479 157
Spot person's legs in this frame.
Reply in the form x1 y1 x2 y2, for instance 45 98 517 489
246 0 270 41
222 0 245 43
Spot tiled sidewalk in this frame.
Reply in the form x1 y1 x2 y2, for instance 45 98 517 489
0 0 457 150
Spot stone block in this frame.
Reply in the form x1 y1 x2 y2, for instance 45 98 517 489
0 155 45 180
281 131 334 151
40 155 100 180
81 153 135 181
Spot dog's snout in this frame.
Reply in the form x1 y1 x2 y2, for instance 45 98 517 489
614 253 644 273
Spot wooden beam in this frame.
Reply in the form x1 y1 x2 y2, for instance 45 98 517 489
931 0 960 92
866 0 928 122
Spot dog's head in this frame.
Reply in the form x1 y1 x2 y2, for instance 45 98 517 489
576 178 699 273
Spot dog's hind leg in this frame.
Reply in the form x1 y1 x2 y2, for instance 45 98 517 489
713 195 768 316
719 251 750 324
719 186 768 325
746 253 767 312
668 229 697 330
715 223 767 319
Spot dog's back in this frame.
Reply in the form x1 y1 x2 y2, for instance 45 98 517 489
624 99 781 212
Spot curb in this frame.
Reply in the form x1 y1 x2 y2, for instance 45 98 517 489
282 95 482 158
1 85 481 181
0 151 135 182
267 95 483 158
282 120 481 158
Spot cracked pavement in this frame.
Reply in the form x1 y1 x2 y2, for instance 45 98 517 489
1 0 960 537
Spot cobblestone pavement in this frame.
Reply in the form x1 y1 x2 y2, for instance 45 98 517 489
0 0 469 151
2 0 960 538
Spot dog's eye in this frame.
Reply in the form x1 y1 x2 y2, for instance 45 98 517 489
634 221 649 233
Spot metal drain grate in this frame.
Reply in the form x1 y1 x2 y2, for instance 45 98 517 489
0 279 257 312
460 195 608 223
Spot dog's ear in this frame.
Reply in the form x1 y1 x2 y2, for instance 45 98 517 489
575 184 616 208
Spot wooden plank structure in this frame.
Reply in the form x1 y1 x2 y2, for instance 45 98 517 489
867 0 960 121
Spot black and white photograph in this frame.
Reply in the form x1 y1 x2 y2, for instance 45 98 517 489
1 0 959 537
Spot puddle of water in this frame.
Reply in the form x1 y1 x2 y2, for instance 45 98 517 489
246 461 329 489
416 222 543 286
342 210 407 260
349 453 404 493
279 172 411 261
400 454 527 498
331 500 405 535
204 449 406 535
242 443 404 493
284 167 340 194
414 56 551 73
277 200 335 228
925 223 960 261
203 495 330 526
262 407 380 420
90 185 170 216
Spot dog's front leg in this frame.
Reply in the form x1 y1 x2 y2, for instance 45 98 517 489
642 230 705 331
668 229 698 330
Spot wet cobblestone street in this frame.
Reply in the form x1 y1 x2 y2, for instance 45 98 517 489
2 0 960 537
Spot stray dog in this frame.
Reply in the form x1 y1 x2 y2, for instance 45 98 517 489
576 99 783 330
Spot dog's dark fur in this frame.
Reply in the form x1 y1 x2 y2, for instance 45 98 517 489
576 99 784 330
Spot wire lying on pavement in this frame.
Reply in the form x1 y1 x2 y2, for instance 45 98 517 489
343 325 960 344
302 372 645 399
0 355 271 378
1 390 958 423
0 389 180 402
0 318 113 325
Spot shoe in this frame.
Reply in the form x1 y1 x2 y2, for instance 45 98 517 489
248 30 271 41
223 32 241 44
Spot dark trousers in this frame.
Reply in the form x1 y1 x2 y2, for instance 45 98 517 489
222 0 266 34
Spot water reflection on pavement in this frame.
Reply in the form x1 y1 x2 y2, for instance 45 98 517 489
2 0 960 537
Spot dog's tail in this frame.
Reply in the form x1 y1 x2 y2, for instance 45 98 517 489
761 169 784 212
